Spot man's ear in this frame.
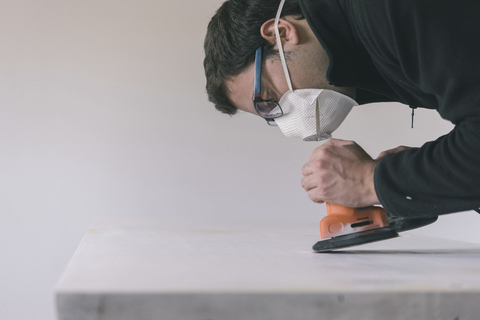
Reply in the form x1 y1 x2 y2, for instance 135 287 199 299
260 18 300 47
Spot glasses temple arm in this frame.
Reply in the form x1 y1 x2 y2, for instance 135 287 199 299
254 46 262 96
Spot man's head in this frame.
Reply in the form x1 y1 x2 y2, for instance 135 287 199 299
204 0 355 119
203 0 305 115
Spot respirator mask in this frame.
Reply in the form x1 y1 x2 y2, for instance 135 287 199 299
272 0 357 141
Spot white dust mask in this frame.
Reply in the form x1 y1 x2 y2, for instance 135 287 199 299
275 88 357 141
273 0 358 141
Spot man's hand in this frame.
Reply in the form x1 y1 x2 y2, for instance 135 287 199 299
301 139 379 207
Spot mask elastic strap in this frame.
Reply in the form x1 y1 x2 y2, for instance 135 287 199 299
274 0 293 92
315 99 321 141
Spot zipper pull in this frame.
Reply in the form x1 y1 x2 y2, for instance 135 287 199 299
410 106 417 128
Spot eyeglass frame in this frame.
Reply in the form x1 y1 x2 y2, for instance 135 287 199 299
253 46 284 125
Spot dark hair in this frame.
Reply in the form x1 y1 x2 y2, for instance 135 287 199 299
204 0 304 115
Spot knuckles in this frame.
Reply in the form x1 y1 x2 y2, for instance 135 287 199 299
310 145 333 162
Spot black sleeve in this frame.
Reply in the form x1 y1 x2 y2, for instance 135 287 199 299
349 0 480 217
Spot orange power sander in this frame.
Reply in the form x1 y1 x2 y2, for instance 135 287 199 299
313 203 438 252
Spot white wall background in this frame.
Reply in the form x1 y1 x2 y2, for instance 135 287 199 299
0 1 478 319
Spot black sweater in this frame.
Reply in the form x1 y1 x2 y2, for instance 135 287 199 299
299 0 480 217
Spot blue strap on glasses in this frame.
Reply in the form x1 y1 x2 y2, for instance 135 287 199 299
254 46 262 97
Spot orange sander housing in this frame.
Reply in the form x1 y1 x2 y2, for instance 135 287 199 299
320 203 390 238
313 203 399 252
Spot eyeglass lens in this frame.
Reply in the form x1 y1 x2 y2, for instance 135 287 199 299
255 101 282 118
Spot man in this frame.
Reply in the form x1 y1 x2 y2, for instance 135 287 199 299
203 0 480 218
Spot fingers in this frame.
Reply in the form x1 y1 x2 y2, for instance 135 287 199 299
303 182 330 204
301 166 335 203
301 163 327 203
301 162 313 177
301 178 325 203
300 174 317 192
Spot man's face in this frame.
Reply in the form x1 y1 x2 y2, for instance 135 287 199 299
225 49 353 118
